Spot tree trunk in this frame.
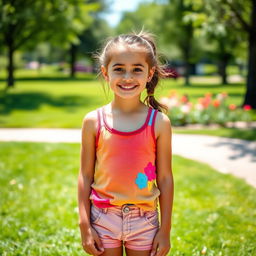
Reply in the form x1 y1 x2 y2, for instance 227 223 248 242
183 38 191 86
70 44 77 78
242 1 256 109
184 59 190 86
183 22 193 86
7 44 15 88
218 58 228 85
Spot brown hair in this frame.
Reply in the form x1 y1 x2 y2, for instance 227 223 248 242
94 30 168 113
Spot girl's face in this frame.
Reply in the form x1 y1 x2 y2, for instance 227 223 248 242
101 45 155 100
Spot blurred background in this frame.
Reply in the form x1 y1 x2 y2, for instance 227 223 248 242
0 0 256 255
0 0 256 128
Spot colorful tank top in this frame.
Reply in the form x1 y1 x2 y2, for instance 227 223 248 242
89 105 160 211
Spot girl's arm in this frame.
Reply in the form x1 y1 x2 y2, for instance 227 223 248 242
151 113 174 256
78 112 105 255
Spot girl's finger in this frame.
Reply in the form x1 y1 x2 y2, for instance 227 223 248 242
89 244 102 256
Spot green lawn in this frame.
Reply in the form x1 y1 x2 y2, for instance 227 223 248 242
0 142 256 256
173 127 256 141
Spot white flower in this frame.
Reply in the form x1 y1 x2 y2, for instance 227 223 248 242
180 104 191 114
160 97 179 110
195 103 204 111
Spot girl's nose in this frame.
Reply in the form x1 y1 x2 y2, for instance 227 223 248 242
123 72 133 81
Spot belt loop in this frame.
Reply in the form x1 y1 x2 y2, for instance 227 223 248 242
140 207 144 217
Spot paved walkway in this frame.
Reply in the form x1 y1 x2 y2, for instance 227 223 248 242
0 128 255 188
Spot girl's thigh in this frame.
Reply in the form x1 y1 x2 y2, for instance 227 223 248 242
125 247 151 256
100 246 123 256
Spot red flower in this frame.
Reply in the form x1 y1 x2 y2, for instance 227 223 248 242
229 104 236 110
212 99 220 108
243 105 252 111
180 95 189 103
198 97 210 108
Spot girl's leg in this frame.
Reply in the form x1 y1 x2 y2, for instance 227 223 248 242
125 247 150 256
101 246 123 256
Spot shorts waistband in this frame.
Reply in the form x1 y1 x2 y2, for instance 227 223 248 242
95 204 145 217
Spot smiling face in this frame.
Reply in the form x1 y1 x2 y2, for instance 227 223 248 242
101 44 155 100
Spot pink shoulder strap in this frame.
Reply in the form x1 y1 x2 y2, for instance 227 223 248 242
95 107 103 148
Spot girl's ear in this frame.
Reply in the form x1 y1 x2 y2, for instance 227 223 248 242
148 66 156 82
101 65 109 81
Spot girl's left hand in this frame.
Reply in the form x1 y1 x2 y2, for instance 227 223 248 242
150 229 171 256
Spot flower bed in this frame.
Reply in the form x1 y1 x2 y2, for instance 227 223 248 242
160 91 252 127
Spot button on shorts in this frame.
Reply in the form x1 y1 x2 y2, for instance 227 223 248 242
90 203 160 251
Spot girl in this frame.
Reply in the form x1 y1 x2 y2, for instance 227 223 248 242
78 31 174 256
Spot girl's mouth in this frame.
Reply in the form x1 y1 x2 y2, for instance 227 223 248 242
118 84 138 91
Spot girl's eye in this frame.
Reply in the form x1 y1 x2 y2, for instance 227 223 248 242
134 68 143 72
113 68 123 72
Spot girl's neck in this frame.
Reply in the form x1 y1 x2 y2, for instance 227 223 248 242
108 97 146 114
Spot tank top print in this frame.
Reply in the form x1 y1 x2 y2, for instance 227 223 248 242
89 106 160 211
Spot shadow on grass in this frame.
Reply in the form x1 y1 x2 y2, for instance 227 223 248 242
0 91 93 114
167 80 244 89
0 75 96 82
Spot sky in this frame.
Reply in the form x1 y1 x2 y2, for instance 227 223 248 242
101 0 154 27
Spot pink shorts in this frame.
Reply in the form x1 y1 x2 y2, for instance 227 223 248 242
90 203 159 251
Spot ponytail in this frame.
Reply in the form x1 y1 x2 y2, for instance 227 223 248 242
143 61 169 114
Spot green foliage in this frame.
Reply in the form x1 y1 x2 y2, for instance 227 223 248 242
116 2 164 34
0 0 99 50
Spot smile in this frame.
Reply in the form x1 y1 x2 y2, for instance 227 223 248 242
118 84 138 90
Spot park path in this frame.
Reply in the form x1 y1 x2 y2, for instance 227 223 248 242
0 128 255 188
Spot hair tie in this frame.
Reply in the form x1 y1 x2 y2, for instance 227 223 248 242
148 93 154 97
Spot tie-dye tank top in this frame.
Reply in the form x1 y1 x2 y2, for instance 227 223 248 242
89 106 160 211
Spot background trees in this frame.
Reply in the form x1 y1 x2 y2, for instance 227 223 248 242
0 0 99 87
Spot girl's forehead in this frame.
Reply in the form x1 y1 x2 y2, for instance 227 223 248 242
108 45 148 66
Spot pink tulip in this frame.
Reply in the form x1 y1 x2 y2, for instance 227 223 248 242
243 105 252 111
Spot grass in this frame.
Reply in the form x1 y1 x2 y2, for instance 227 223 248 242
173 127 256 141
0 142 256 256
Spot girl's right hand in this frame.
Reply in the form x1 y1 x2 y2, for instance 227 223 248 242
80 225 105 255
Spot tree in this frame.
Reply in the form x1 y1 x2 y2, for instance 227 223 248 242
79 17 114 68
161 0 202 86
69 0 112 77
185 0 256 107
0 0 97 87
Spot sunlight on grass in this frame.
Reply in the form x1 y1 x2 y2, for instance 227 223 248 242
0 142 255 255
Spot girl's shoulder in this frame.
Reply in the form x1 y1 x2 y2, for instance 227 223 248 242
154 110 172 139
82 109 99 137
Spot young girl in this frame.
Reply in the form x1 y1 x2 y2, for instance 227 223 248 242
78 31 174 256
